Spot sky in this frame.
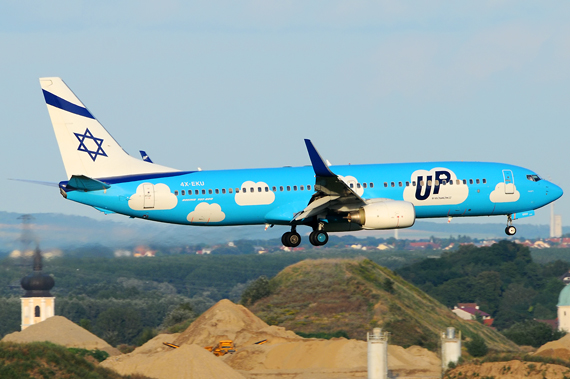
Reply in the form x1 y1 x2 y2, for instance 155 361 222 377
1 1 569 228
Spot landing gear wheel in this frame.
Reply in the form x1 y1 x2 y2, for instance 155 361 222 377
282 232 292 247
505 226 517 236
286 232 301 247
310 231 328 246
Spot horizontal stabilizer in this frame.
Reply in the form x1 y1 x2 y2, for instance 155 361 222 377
9 178 59 188
67 175 111 191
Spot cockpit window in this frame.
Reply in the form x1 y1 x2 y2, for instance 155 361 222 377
526 174 542 182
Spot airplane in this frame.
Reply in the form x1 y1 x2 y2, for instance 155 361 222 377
39 77 563 247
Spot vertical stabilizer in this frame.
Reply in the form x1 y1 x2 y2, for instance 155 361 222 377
40 77 177 179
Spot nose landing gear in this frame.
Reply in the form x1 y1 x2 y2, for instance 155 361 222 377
505 214 517 236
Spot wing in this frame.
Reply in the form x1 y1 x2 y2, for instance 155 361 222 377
294 140 366 221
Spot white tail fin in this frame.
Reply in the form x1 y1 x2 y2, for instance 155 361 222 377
40 77 177 179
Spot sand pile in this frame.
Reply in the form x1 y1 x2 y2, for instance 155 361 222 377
1 316 120 356
445 360 570 379
535 334 570 360
224 339 439 369
102 342 245 379
173 299 300 348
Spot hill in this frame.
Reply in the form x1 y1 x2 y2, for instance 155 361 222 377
0 341 146 379
249 258 518 351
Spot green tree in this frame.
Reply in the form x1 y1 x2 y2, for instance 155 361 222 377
241 276 272 306
466 334 488 357
95 307 142 346
502 320 566 348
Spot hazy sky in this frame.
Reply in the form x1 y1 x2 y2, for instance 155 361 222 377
1 1 569 228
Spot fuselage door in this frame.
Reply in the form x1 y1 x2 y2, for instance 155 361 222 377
143 183 155 209
503 170 514 194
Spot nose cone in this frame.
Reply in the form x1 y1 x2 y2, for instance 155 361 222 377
548 181 564 202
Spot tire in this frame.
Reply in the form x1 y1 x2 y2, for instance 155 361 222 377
315 231 328 246
282 232 292 247
505 226 517 236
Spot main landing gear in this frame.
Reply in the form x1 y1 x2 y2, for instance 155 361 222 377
281 224 330 247
282 226 301 247
505 214 517 236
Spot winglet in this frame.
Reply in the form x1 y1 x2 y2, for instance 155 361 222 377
140 150 153 163
304 139 335 177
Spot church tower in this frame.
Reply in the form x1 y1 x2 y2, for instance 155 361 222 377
20 247 55 330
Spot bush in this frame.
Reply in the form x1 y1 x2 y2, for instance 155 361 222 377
466 334 488 357
240 276 272 306
502 320 566 348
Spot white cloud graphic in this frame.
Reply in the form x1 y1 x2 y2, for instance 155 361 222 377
339 175 364 196
489 183 520 203
235 181 275 206
403 168 468 206
128 183 178 210
187 202 225 223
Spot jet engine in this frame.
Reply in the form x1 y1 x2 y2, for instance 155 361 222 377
347 200 415 230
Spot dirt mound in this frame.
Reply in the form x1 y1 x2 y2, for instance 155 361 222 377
1 316 120 356
223 337 440 377
535 334 570 360
102 342 245 379
444 360 570 378
173 299 300 348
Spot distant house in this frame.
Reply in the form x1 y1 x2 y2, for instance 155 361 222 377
452 303 493 326
409 242 440 250
535 319 558 331
376 244 393 251
560 272 570 285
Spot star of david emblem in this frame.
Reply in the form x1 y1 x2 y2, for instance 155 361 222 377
74 128 108 161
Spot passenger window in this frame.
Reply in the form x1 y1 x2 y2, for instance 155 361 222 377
272 186 276 192
384 182 388 187
441 180 446 185
181 190 185 196
307 185 312 190
370 183 374 188
293 186 297 191
391 182 395 187
462 180 467 185
350 183 354 188
357 183 361 189
412 181 416 186
427 180 432 186
476 179 480 184
363 183 367 188
406 181 410 187
250 187 254 193
222 189 226 194
257 187 261 192
449 180 453 185
280 186 284 191
235 188 239 193
174 190 179 196
229 188 233 194
300 185 304 191
209 189 213 194
265 187 269 192
420 181 425 186
469 179 473 185
215 189 219 194
483 179 487 184
202 189 206 195
434 180 439 186
287 186 291 191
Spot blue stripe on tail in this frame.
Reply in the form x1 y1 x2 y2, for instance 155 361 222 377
42 89 95 119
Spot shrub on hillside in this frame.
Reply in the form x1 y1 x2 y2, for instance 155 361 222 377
502 320 565 348
241 276 271 306
466 334 488 357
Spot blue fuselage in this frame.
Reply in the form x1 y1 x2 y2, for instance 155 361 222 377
60 161 563 229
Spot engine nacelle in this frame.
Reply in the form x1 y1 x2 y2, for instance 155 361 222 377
347 200 415 230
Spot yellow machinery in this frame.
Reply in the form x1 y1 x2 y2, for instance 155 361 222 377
204 340 236 356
